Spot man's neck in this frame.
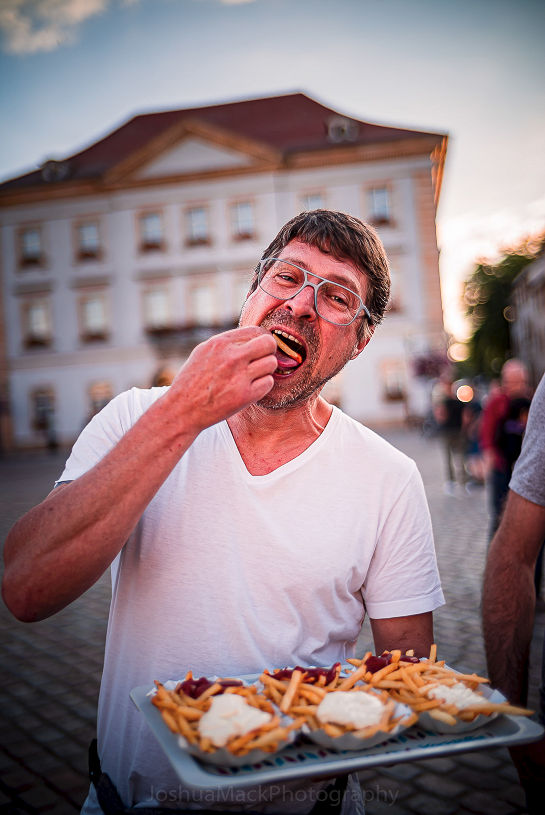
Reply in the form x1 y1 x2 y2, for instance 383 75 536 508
227 396 333 476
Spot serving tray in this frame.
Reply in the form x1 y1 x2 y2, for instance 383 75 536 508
130 683 543 791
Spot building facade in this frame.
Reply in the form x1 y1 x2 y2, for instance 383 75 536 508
0 93 448 448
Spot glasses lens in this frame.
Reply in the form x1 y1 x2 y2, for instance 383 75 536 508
259 260 304 298
316 283 361 325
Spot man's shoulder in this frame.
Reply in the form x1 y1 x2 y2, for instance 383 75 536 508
107 385 169 418
333 409 416 474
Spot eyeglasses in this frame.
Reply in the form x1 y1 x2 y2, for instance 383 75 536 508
258 258 371 326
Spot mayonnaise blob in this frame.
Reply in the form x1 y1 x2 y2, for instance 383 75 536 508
316 691 384 729
197 694 272 747
427 682 488 709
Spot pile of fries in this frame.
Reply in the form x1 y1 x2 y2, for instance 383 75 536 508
151 647 533 757
346 645 532 727
259 665 416 740
152 674 303 757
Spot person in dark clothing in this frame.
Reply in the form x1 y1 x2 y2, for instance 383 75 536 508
433 377 466 494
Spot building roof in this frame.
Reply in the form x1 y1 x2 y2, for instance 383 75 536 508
1 92 447 194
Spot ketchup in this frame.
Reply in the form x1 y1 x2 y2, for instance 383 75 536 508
364 654 420 674
273 663 341 685
176 677 243 699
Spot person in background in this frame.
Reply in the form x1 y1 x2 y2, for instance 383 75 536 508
480 359 531 536
482 373 545 815
432 374 467 495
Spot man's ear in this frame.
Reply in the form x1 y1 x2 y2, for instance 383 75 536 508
350 326 375 360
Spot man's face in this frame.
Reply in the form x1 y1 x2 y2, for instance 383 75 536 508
239 240 371 409
502 363 528 398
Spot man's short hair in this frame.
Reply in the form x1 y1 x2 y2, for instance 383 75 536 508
249 210 391 341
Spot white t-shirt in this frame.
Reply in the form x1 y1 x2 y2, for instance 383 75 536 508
59 387 444 811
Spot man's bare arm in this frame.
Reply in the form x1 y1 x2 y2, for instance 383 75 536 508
2 327 277 623
482 489 545 705
370 611 434 658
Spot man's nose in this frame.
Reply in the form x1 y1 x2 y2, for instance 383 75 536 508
284 283 317 320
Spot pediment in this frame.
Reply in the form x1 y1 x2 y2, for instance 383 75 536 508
134 135 255 179
105 117 281 184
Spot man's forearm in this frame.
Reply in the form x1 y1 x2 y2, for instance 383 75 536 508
483 531 535 704
482 491 545 705
2 327 278 622
2 392 200 622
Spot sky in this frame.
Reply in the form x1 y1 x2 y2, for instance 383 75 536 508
1 0 544 339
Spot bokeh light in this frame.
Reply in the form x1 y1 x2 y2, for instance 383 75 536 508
456 385 474 403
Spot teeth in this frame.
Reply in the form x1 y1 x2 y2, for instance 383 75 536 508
272 330 304 350
275 330 301 345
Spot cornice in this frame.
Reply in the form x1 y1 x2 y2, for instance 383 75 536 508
0 133 447 208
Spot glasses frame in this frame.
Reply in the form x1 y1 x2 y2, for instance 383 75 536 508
258 257 371 326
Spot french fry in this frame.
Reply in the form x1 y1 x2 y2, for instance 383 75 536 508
280 669 303 713
337 664 367 690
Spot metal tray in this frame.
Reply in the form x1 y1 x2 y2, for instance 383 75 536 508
130 684 544 791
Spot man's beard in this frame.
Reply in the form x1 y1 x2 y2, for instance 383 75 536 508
243 311 350 411
257 356 348 411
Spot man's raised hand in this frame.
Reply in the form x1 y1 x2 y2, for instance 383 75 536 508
167 327 278 432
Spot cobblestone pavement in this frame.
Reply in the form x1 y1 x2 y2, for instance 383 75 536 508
1 431 543 814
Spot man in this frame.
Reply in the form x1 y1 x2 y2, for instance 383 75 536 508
482 373 545 815
2 211 444 814
480 358 531 536
432 373 467 495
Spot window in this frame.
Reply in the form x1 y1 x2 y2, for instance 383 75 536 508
139 212 164 251
231 201 254 240
143 286 170 329
22 298 51 347
79 293 108 341
30 387 56 447
387 264 402 313
186 206 210 246
88 381 113 418
381 359 406 402
233 274 251 317
19 226 44 266
76 220 101 260
301 193 325 211
188 280 216 325
368 187 391 225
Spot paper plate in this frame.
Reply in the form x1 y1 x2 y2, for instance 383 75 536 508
149 677 298 766
417 684 504 734
302 699 415 752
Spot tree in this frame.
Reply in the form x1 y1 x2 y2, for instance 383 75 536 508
463 232 545 378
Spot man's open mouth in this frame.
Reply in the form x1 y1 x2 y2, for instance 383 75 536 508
271 330 307 376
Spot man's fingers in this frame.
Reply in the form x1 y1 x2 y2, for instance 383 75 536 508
243 331 277 360
248 354 278 381
248 375 275 402
222 326 271 344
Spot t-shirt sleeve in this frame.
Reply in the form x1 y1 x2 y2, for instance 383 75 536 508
362 463 445 619
509 374 545 507
55 389 139 485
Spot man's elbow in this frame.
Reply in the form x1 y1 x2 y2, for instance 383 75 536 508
2 547 47 623
1 570 38 622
